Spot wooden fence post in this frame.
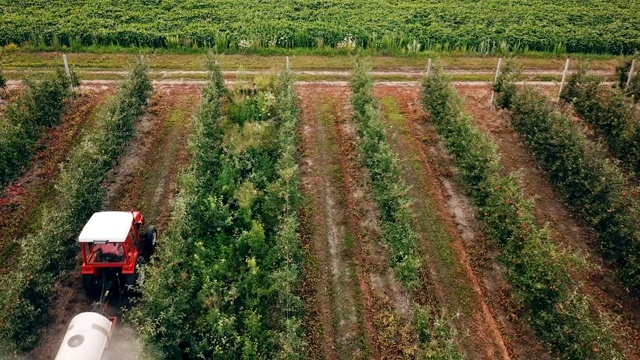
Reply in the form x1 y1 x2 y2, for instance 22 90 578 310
490 57 502 104
558 58 570 101
63 54 70 77
626 59 636 88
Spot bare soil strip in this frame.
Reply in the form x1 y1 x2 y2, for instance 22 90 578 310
298 84 370 359
458 84 640 359
27 86 198 360
0 87 113 273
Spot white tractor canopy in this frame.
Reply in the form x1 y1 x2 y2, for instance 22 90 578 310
78 211 134 243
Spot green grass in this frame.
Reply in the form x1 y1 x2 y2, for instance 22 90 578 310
136 95 194 220
2 70 616 83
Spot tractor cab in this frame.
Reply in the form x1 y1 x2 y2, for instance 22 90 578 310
79 211 156 299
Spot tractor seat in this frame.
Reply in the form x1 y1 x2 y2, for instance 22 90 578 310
95 244 125 262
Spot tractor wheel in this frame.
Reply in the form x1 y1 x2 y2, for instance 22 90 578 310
83 274 101 299
143 225 157 261
124 263 145 296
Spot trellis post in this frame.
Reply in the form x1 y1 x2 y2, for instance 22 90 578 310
63 54 70 77
626 59 636 88
558 58 570 101
490 57 502 104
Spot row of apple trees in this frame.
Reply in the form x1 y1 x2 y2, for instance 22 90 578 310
351 61 461 358
131 61 305 359
0 68 77 187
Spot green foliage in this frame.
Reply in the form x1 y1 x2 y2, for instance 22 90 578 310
2 1 640 55
0 59 152 352
205 52 228 97
561 68 640 177
350 60 462 359
496 73 640 296
0 65 6 92
627 75 640 102
413 307 461 360
132 62 305 359
424 66 621 359
0 68 74 187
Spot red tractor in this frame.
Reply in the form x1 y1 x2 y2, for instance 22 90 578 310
79 211 157 301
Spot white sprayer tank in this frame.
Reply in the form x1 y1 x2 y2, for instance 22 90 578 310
55 312 112 360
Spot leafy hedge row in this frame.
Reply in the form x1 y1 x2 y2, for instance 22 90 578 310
0 68 77 187
3 0 640 54
350 61 461 359
561 68 640 178
132 61 305 359
423 66 621 359
495 68 640 296
0 59 152 352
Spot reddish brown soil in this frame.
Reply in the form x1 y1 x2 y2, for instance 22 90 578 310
333 89 418 359
110 85 199 231
298 86 350 360
27 85 199 360
457 84 640 359
298 84 378 359
298 84 418 359
102 84 200 230
0 87 113 273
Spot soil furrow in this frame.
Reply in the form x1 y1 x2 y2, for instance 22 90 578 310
298 84 368 359
374 84 551 359
415 86 553 359
104 85 199 230
458 84 640 359
331 87 381 359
